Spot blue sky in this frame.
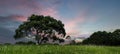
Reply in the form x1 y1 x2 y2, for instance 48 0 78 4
0 0 120 43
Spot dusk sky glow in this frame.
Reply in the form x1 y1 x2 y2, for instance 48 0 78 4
0 0 120 43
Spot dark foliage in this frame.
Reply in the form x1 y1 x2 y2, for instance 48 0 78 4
15 41 36 45
83 29 120 46
14 14 66 44
4 43 11 45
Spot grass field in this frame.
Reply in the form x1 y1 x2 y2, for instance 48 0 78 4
0 45 120 54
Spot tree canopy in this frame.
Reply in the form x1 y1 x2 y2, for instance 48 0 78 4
14 14 66 44
83 29 120 45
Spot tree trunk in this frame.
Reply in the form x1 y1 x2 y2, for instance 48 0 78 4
37 40 39 45
36 29 40 45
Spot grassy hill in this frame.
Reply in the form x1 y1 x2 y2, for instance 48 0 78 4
0 45 120 54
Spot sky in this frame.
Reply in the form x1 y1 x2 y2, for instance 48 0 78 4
0 0 120 43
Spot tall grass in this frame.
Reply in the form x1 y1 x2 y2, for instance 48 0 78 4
0 45 120 54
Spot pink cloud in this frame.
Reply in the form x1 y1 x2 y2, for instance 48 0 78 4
17 0 42 10
0 15 27 22
65 16 85 36
40 7 60 19
13 16 27 22
63 6 90 36
64 2 99 36
7 15 27 22
0 0 62 21
64 14 98 36
13 7 59 22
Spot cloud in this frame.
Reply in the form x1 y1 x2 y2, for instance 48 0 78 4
62 0 99 36
0 0 61 18
63 7 89 36
0 0 43 16
0 15 27 32
0 27 15 43
33 0 61 19
0 15 27 22
0 0 41 9
64 15 85 36
10 15 27 22
0 15 28 43
40 7 60 19
0 0 97 37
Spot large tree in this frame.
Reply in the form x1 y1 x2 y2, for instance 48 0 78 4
14 14 66 44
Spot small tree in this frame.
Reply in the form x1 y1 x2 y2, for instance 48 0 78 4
14 14 66 44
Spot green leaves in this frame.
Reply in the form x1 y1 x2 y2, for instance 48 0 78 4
83 29 120 45
14 14 66 44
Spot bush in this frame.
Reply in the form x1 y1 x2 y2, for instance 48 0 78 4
4 43 11 45
15 41 36 45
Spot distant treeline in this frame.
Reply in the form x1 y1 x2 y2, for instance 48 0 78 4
0 41 36 45
82 29 120 46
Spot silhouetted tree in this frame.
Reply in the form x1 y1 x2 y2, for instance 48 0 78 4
83 29 120 46
83 31 108 45
110 29 120 45
14 14 66 44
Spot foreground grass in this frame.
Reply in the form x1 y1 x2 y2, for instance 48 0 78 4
0 45 120 54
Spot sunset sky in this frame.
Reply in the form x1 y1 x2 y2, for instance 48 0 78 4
0 0 120 43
